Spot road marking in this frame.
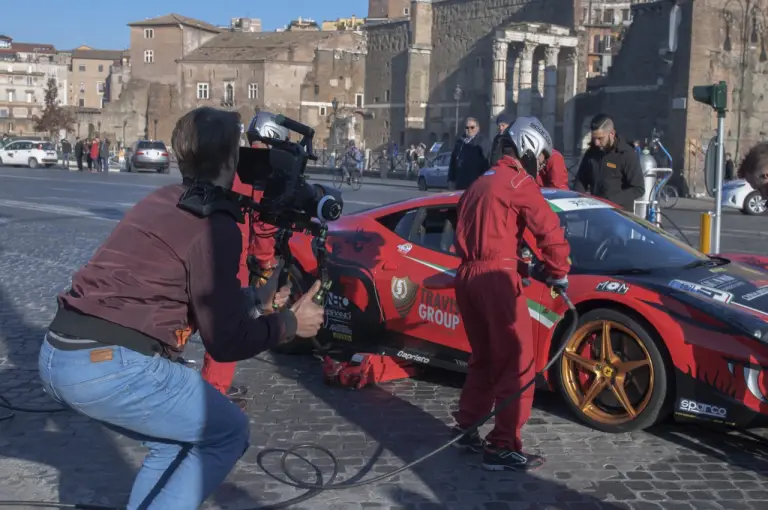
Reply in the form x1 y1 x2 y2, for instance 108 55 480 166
0 173 162 189
344 200 379 206
37 196 136 208
0 199 118 222
50 187 80 192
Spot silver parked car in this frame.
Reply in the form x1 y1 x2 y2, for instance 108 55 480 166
417 152 451 191
125 140 170 173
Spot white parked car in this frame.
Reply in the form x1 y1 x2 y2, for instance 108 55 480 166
722 178 767 215
0 139 59 168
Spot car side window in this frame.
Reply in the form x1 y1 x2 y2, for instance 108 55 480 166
18 142 31 150
3 142 17 151
412 206 457 255
393 210 418 239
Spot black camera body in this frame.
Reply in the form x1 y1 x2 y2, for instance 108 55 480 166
235 114 343 235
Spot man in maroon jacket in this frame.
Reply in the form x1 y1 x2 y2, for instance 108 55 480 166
37 107 324 509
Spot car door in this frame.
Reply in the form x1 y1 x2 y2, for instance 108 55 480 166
15 142 32 165
1 141 20 164
435 154 450 188
373 204 469 361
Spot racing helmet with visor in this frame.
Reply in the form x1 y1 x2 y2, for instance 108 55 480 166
246 111 290 148
500 116 553 178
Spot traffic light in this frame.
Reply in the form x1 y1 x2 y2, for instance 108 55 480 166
692 81 728 112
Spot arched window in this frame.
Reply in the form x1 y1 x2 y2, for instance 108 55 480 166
225 83 234 104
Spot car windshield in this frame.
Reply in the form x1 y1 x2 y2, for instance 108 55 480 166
37 142 55 151
137 142 166 150
559 206 708 273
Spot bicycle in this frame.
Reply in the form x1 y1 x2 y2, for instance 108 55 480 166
332 164 363 191
657 184 679 208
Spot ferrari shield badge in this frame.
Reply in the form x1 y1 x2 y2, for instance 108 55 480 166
391 276 418 318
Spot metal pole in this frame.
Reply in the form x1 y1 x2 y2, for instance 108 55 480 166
454 100 459 137
713 112 726 253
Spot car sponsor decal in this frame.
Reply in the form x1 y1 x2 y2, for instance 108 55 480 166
397 242 413 254
668 279 733 303
323 291 353 336
677 398 728 418
742 286 768 301
698 274 745 292
397 350 430 364
400 256 561 328
595 281 629 294
391 276 419 318
419 288 460 330
547 197 613 212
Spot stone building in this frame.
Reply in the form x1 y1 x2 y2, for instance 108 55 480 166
362 0 581 152
177 30 365 147
575 0 768 196
68 47 124 109
127 13 221 85
0 35 68 136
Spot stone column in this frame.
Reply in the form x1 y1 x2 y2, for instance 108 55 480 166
491 39 509 123
516 41 536 118
543 45 560 137
509 51 522 111
562 50 579 159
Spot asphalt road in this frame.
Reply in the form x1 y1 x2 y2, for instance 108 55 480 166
1 165 768 510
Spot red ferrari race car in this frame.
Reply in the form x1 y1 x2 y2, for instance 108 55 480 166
284 188 768 433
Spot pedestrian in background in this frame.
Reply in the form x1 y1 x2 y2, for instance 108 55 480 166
725 152 735 181
74 137 84 171
61 138 72 170
100 138 111 173
489 113 514 167
90 138 100 172
448 117 491 190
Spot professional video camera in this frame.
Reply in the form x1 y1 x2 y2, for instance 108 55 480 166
234 112 343 236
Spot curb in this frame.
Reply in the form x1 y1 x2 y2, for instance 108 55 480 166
306 169 418 189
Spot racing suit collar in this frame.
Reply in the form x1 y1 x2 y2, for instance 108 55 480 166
496 154 526 173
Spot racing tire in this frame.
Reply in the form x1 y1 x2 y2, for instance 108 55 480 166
742 190 767 215
350 170 363 191
417 177 427 191
28 158 38 169
269 263 317 356
553 308 670 433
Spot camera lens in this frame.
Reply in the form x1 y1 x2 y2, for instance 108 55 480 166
319 196 342 221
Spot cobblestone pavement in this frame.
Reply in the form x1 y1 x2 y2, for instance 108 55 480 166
1 167 768 510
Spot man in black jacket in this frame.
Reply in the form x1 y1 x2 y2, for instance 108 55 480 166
448 117 491 190
573 114 644 211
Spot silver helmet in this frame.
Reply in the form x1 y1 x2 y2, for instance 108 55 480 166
246 111 289 143
504 117 554 160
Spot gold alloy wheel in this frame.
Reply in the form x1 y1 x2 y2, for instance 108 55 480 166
561 320 655 426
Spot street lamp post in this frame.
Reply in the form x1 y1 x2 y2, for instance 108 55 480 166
97 121 101 136
721 0 767 161
331 97 339 166
122 120 127 147
453 85 462 137
153 119 158 140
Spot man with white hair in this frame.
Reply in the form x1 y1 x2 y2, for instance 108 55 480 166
447 116 492 190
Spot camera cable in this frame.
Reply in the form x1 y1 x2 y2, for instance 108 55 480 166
0 291 577 510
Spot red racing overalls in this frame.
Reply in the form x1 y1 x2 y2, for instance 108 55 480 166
453 155 571 451
536 148 569 190
200 173 277 394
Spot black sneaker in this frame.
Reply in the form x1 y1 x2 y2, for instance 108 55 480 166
450 426 485 453
227 385 248 398
482 446 545 472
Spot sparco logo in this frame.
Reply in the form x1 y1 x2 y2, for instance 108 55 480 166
325 309 351 321
397 350 430 364
528 120 552 145
678 399 727 418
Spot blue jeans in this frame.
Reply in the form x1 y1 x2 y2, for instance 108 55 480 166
38 334 250 509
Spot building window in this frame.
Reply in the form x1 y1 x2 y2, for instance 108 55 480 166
248 83 259 99
78 65 86 72
8 91 14 103
144 28 154 39
79 98 84 107
98 64 104 73
355 93 363 108
313 84 319 95
385 89 390 101
197 82 210 100
26 76 33 86
79 81 85 93
404 7 410 15
26 92 33 103
603 9 613 23
97 82 105 94
582 8 588 23
319 106 327 116
0 108 7 118
144 50 154 64
224 83 234 103
622 9 630 22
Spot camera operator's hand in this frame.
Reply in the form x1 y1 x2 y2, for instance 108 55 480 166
271 284 291 310
546 275 569 292
289 280 325 339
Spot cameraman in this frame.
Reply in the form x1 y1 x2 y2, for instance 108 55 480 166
37 106 325 509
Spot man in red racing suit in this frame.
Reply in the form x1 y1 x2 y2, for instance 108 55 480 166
451 116 571 472
536 147 569 190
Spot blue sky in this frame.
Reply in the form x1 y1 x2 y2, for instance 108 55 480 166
2 0 369 50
